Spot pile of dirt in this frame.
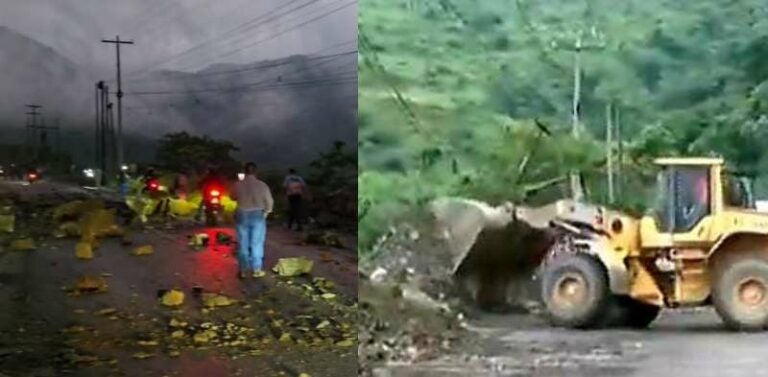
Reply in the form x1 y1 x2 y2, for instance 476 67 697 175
358 197 563 375
358 227 472 376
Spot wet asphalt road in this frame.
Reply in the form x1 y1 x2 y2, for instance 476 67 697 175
378 308 768 377
0 181 358 377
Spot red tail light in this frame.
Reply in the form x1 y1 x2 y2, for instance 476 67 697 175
28 174 37 180
210 189 220 197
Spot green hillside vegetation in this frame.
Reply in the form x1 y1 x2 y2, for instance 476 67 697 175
359 0 768 252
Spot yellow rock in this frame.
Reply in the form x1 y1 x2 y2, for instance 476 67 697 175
137 340 159 347
10 238 35 251
299 373 311 377
272 257 314 277
161 289 184 307
75 241 94 260
0 214 14 233
75 275 108 293
104 224 125 237
335 339 355 347
279 333 292 343
169 318 187 328
201 293 236 307
79 208 118 239
131 352 154 359
52 200 85 222
171 330 185 338
321 293 336 300
193 330 215 343
189 233 209 247
132 245 154 256
95 308 117 316
57 221 81 237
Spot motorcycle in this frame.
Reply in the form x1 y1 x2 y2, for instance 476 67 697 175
203 187 222 226
143 177 160 194
26 169 39 184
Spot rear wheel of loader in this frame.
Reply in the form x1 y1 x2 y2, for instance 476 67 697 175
713 257 768 331
541 253 610 329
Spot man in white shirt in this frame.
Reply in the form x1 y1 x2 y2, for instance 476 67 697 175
231 162 274 279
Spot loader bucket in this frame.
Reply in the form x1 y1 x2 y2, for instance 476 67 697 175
429 197 565 310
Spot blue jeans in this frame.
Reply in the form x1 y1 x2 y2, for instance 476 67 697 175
235 209 267 272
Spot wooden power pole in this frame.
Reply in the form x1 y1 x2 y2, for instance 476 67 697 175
615 105 622 200
555 34 604 201
606 102 614 204
101 36 133 170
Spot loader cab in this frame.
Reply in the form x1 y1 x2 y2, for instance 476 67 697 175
640 157 731 247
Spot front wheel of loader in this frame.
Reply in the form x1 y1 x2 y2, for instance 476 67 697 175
541 253 610 329
713 257 768 331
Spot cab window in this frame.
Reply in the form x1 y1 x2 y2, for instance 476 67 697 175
723 174 754 209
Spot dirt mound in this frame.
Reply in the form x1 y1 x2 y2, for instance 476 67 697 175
358 197 566 374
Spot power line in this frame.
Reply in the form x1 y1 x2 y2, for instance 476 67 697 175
125 0 319 78
124 48 355 85
175 0 341 72
126 74 356 96
210 1 355 67
120 52 355 109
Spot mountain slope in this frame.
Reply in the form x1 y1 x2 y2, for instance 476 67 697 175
0 26 357 166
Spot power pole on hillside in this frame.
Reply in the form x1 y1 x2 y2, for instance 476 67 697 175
615 105 622 200
606 102 614 204
29 121 60 160
102 36 133 170
25 104 41 148
554 33 605 201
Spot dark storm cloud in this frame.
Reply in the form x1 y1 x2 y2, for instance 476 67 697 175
0 0 356 77
0 0 357 165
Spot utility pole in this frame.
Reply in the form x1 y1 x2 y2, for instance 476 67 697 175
102 35 133 170
25 104 42 154
606 102 614 204
95 82 103 170
554 33 605 201
94 82 112 186
615 105 622 200
25 104 41 145
107 102 115 178
102 85 110 186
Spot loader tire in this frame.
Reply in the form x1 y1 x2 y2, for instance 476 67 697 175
713 257 768 331
541 253 610 329
611 297 660 329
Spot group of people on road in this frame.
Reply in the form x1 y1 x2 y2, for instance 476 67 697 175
138 164 309 279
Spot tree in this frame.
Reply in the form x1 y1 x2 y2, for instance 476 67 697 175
155 132 239 172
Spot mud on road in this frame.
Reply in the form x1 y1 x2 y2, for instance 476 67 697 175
363 198 768 377
376 307 768 377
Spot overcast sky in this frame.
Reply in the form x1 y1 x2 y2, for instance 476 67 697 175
0 0 357 78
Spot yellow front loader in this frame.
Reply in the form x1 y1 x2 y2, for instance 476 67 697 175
432 157 768 330
537 157 768 330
